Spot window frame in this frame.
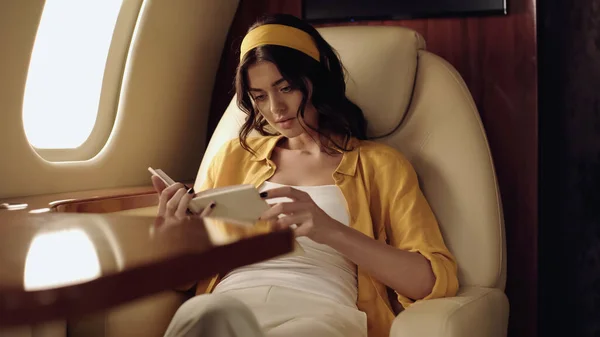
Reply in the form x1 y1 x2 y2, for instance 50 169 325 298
25 0 144 162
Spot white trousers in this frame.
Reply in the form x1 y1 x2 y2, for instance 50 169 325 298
163 285 367 337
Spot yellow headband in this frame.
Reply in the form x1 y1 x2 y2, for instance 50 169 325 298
240 24 320 62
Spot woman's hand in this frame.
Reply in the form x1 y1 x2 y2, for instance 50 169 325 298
151 175 214 220
258 186 345 244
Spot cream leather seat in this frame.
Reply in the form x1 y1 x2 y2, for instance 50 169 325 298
67 25 508 337
196 25 509 337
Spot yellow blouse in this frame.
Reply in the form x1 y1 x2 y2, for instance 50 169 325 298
194 135 458 337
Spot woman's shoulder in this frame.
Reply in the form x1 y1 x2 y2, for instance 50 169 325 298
355 139 411 167
355 139 420 185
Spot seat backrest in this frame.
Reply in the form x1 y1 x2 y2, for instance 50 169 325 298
195 26 506 290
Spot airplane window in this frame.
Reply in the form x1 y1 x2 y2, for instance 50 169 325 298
22 0 124 150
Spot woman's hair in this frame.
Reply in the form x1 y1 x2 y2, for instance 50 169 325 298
235 14 367 154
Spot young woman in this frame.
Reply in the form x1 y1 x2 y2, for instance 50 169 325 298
152 14 458 337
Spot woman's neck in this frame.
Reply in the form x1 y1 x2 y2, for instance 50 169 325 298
280 132 344 156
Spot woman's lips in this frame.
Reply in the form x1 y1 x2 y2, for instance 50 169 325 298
276 118 295 129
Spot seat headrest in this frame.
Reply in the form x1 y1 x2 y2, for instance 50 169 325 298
317 26 426 137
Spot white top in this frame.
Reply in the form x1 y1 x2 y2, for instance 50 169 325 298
213 181 358 308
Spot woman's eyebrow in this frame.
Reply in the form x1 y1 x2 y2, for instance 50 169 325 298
249 78 286 92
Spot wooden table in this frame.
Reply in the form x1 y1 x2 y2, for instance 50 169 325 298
0 212 294 327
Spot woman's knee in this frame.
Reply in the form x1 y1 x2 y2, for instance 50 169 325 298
165 294 261 337
176 294 251 319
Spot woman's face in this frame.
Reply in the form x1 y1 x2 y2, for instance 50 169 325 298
246 61 318 138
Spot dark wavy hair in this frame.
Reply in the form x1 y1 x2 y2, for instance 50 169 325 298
235 14 367 155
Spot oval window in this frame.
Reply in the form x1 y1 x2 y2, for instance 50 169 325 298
22 0 124 150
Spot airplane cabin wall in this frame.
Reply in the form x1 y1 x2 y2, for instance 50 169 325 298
207 1 538 337
0 0 239 199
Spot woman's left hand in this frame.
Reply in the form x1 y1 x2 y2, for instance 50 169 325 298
258 186 345 244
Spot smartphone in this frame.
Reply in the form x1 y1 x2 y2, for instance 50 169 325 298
149 167 197 215
148 166 269 223
148 167 177 187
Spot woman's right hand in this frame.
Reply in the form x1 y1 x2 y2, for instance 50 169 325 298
151 175 214 220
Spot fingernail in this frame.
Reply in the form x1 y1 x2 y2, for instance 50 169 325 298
260 192 268 198
187 188 195 194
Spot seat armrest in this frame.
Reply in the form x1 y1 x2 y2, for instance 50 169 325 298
51 191 157 213
51 181 195 214
390 286 509 337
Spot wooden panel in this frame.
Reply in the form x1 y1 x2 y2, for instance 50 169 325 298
538 0 600 336
207 1 537 336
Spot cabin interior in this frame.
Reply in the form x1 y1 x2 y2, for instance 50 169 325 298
0 0 599 337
